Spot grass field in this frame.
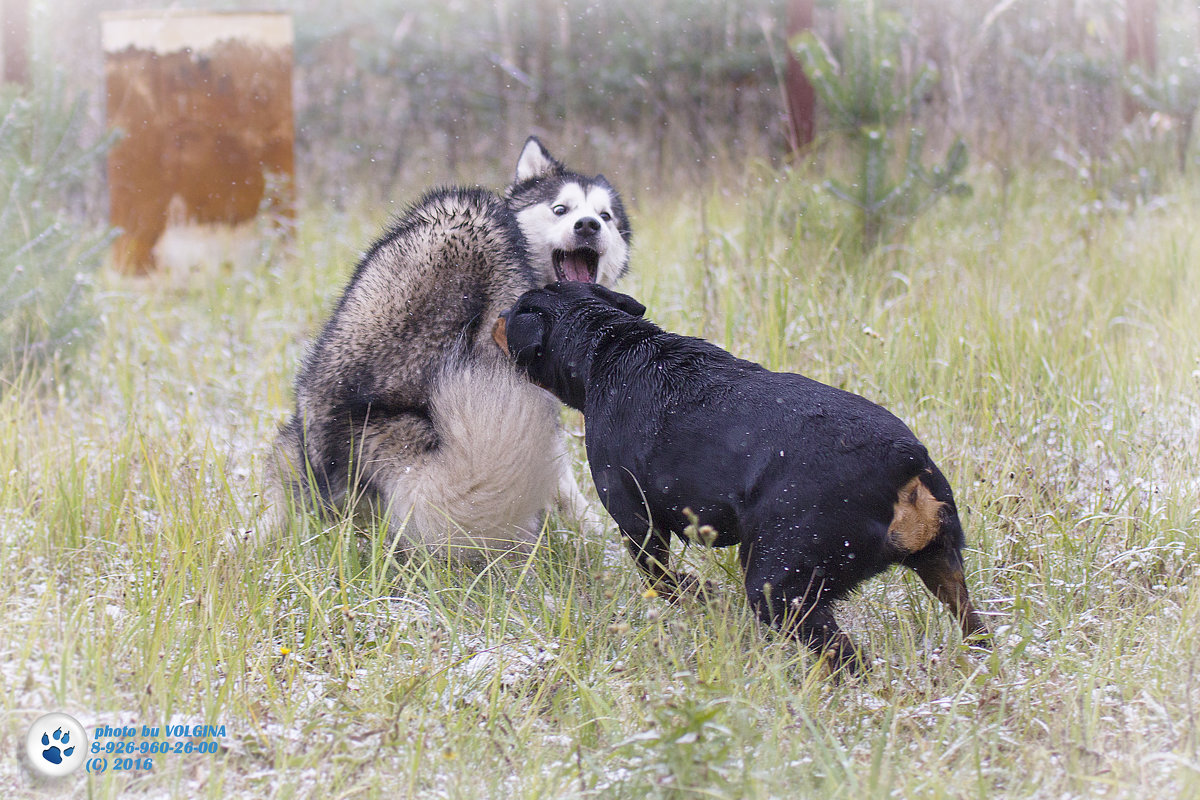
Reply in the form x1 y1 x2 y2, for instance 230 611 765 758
2 164 1199 798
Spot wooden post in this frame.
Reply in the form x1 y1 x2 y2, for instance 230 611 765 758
2 0 30 87
785 0 817 153
1124 0 1158 120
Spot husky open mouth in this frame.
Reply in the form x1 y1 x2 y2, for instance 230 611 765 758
552 248 599 282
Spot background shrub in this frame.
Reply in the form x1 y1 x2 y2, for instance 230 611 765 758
0 73 114 383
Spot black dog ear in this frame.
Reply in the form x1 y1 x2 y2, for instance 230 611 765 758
505 310 548 367
587 284 646 318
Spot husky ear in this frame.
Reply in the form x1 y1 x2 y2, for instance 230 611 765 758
587 284 646 318
515 136 563 182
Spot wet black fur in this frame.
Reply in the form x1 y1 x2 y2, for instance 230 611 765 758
499 281 988 672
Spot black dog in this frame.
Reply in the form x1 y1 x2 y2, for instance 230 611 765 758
493 282 988 672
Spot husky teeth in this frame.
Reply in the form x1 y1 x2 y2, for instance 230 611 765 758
552 248 599 282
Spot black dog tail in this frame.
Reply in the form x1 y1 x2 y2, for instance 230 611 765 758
884 439 931 488
885 438 967 556
880 438 960 557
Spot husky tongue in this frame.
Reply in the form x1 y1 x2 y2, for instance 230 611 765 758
560 252 593 282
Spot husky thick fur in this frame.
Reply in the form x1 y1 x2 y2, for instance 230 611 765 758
266 139 630 554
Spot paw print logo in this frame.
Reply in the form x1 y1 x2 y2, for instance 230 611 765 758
41 727 75 764
25 713 88 778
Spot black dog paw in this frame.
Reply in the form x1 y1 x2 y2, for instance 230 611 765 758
674 573 720 604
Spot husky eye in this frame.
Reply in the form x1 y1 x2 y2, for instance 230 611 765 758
599 211 612 222
552 204 567 216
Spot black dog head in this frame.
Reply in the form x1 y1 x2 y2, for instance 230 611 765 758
493 282 646 409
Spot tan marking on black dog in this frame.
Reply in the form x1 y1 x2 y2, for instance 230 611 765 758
887 475 944 552
492 316 509 355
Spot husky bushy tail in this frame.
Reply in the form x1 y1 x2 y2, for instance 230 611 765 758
379 358 566 551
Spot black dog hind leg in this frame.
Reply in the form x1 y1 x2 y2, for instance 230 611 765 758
893 468 990 644
742 553 862 673
907 544 989 643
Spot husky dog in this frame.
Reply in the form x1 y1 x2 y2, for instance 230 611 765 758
264 138 631 554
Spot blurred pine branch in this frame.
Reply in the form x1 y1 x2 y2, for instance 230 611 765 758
792 0 969 256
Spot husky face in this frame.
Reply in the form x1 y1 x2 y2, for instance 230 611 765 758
507 138 631 288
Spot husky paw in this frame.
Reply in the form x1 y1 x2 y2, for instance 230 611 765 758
41 728 74 765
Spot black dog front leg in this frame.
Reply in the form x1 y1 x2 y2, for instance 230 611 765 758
788 601 861 674
623 527 688 602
